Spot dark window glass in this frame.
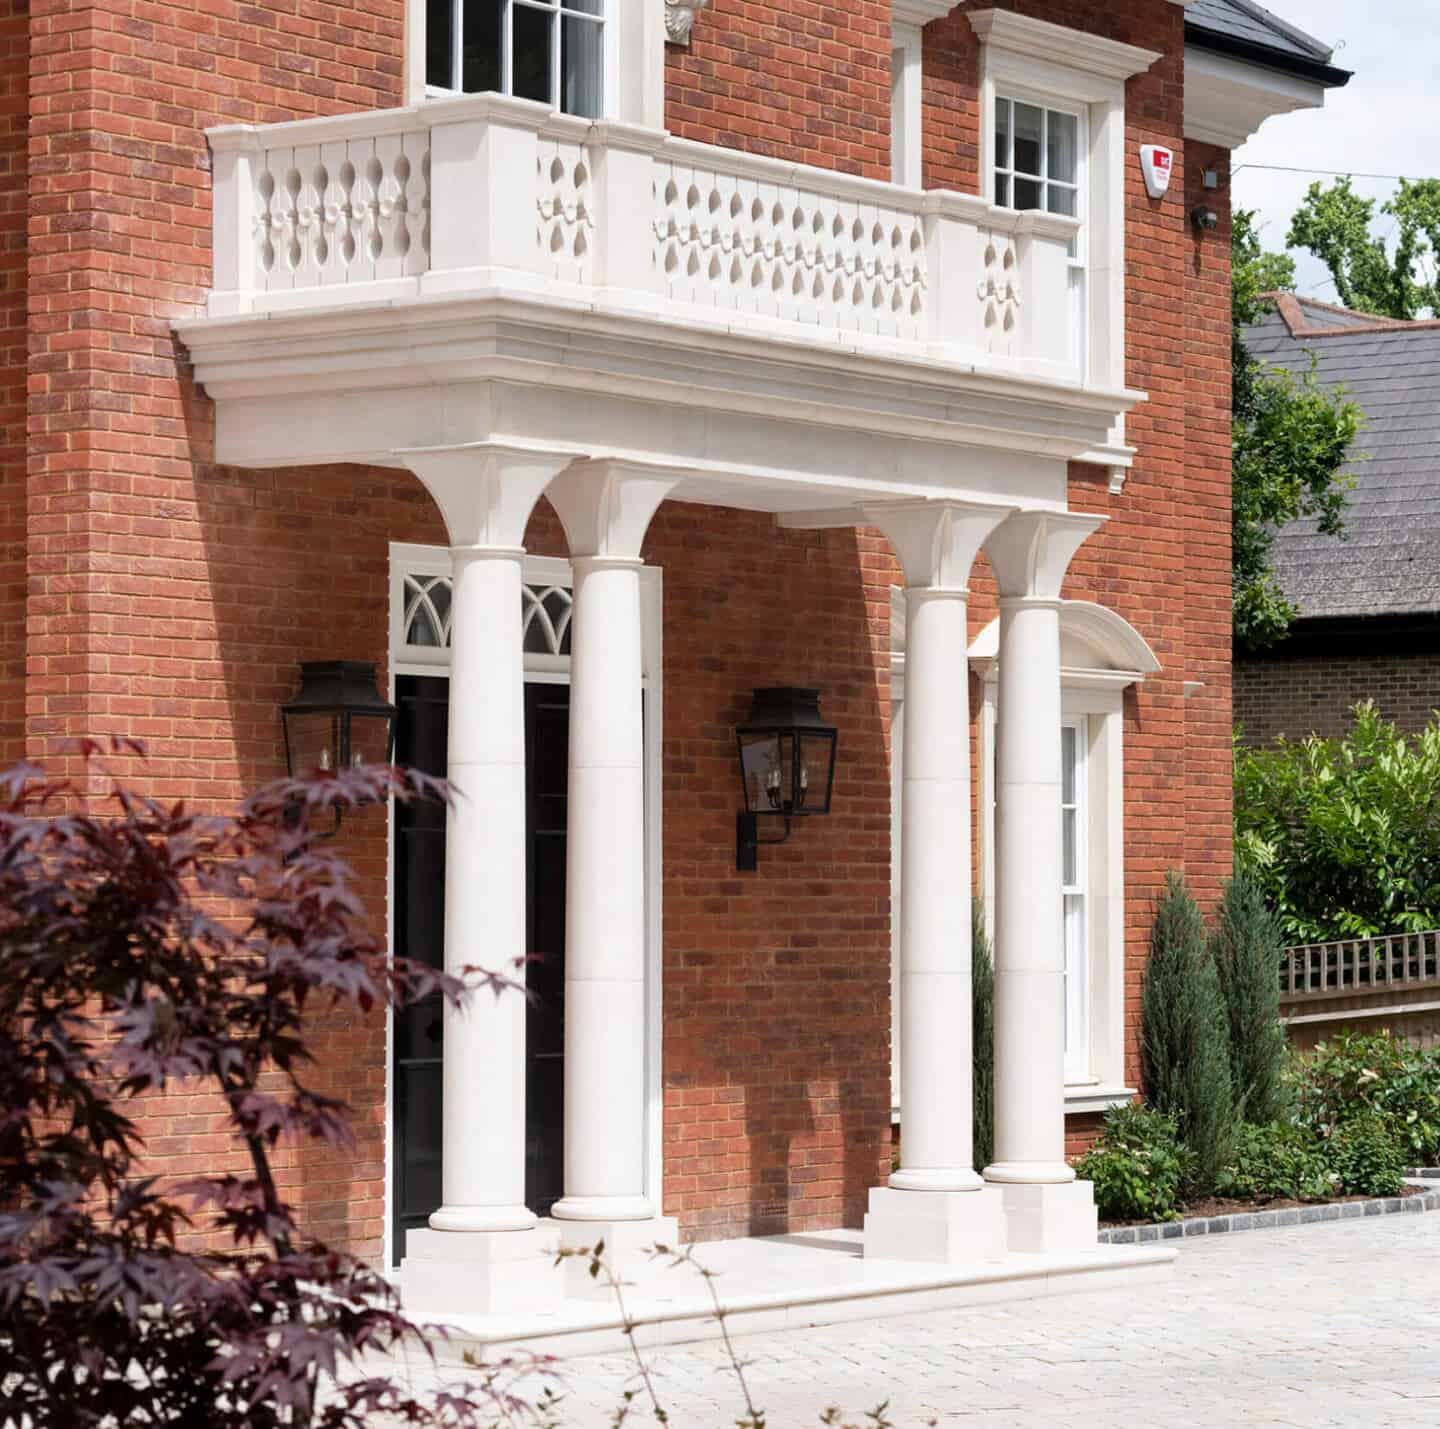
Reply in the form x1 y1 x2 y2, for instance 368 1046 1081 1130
460 0 504 94
427 0 454 88
512 2 553 104
1014 176 1042 211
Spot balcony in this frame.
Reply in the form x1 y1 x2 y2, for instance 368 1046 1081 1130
209 94 1088 376
185 94 1136 504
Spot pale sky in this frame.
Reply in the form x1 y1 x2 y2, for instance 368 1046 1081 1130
1229 0 1440 302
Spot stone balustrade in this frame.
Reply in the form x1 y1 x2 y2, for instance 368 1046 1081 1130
206 94 1083 386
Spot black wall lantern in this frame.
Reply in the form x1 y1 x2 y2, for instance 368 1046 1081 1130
281 660 397 781
734 686 838 871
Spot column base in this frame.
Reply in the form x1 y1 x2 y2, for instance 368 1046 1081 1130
399 1225 563 1315
993 1179 1098 1254
551 1193 655 1222
555 1215 681 1300
427 1203 537 1232
862 1185 1006 1264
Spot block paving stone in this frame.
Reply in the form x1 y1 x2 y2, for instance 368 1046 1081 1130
391 1213 1440 1427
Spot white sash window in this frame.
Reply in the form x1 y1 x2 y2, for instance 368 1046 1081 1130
425 0 607 117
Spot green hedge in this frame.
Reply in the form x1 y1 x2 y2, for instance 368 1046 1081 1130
1235 701 1440 942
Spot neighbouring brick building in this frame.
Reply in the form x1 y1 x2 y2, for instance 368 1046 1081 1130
1236 294 1440 745
4 0 1345 1317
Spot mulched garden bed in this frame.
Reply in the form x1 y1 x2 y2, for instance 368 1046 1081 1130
1103 1184 1424 1227
1098 1182 1440 1244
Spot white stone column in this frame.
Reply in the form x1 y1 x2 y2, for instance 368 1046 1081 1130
392 441 576 1313
862 499 1013 1264
546 458 678 1266
983 508 1105 1254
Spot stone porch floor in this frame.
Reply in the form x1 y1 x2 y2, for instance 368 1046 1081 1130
382 1211 1440 1426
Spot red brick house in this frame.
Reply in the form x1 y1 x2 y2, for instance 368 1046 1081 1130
1 0 1345 1325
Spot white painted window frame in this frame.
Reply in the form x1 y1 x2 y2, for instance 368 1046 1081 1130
890 21 923 189
977 672 1130 1111
971 8 1159 473
991 92 1089 379
382 540 664 1269
1060 714 1089 1084
405 0 663 126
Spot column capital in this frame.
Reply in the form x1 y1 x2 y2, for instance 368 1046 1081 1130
546 456 682 561
393 441 578 549
984 509 1106 601
865 499 1017 591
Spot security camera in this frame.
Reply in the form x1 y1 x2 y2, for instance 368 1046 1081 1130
1191 204 1220 232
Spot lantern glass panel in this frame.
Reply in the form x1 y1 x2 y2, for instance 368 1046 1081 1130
287 712 339 774
347 711 393 768
796 731 835 814
738 730 784 814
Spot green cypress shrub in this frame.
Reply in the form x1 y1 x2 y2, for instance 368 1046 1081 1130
972 902 995 1171
1141 870 1235 1193
1210 872 1290 1124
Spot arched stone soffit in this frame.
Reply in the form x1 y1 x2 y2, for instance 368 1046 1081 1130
966 600 1162 680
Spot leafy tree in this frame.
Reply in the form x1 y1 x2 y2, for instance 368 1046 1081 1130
1235 701 1440 942
1231 210 1363 649
1287 176 1440 320
1209 872 1289 1125
1141 871 1233 1194
0 744 548 1427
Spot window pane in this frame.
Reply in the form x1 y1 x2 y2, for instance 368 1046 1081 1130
561 0 602 14
994 173 1010 208
511 2 553 103
1061 725 1076 803
561 14 603 117
1013 176 1042 211
428 0 456 87
1047 109 1078 185
1047 184 1077 217
1013 102 1042 177
994 97 1011 171
460 0 502 92
1063 809 1077 887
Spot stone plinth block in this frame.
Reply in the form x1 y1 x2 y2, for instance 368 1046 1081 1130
400 1224 563 1315
996 1179 1099 1254
555 1215 681 1299
862 1185 1007 1263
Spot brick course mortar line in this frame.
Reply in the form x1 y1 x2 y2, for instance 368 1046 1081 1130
1099 1186 1440 1244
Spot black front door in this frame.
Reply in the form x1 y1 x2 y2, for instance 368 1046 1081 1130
390 674 570 1262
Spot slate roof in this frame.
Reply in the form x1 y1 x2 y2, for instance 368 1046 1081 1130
1243 297 1440 621
1185 0 1351 85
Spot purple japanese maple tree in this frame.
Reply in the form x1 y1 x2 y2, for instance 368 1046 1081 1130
0 742 549 1426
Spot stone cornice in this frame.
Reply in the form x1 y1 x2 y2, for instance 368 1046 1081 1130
966 9 1163 83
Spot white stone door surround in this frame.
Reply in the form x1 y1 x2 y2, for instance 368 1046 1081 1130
383 534 664 1273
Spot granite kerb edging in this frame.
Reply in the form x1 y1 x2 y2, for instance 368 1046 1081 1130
1099 1186 1440 1245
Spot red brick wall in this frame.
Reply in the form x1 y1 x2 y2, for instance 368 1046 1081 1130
665 0 891 177
1180 140 1234 915
1236 647 1440 744
646 508 893 1241
0 0 24 767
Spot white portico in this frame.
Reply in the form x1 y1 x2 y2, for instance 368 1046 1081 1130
176 29 1176 1317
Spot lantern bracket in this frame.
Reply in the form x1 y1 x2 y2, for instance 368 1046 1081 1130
735 811 792 872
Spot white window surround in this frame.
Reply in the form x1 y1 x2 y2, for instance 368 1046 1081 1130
888 592 1159 1120
890 22 923 189
382 540 664 1270
404 0 663 127
967 8 1160 490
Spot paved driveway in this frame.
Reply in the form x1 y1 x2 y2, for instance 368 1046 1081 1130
515 1212 1440 1427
